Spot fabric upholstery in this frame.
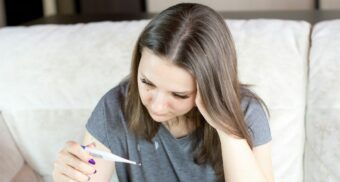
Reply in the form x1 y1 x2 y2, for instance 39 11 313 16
0 112 25 181
305 19 340 182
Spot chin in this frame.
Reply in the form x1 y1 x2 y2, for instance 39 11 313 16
150 114 169 122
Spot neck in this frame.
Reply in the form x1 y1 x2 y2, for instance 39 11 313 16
163 117 196 138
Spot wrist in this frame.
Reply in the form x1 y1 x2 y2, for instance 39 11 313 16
216 129 232 140
217 129 245 144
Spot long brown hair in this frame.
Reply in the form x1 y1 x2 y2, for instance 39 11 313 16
123 3 268 179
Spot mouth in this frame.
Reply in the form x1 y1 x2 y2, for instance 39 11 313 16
151 112 167 117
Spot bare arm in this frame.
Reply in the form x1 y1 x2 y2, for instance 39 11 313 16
83 130 119 182
217 131 275 182
194 84 274 182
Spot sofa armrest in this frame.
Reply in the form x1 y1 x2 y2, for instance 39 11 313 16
11 163 40 182
0 111 25 181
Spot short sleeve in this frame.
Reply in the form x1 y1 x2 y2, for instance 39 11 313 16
241 97 272 147
85 83 128 155
86 95 110 148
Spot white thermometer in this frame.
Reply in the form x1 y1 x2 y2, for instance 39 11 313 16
81 145 141 166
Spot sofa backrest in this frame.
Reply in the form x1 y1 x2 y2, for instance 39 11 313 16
0 19 310 182
304 19 340 181
0 21 148 181
228 20 310 182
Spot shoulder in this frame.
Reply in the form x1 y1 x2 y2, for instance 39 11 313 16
92 78 130 130
240 88 272 147
85 78 130 153
100 78 129 109
240 88 267 120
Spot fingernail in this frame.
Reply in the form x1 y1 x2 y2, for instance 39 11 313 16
94 170 97 174
88 159 96 165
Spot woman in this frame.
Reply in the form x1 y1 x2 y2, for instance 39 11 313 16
53 3 274 182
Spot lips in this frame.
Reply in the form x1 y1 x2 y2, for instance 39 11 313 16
151 112 167 117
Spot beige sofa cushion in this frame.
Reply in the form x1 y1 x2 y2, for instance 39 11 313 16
0 112 25 181
12 164 40 182
305 19 340 182
0 20 310 182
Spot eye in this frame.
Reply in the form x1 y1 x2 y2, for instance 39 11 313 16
140 78 189 99
140 78 153 86
173 94 189 99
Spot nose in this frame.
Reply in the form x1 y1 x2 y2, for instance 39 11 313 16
150 91 168 114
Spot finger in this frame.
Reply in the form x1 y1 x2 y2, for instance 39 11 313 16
195 83 200 105
55 160 91 182
57 152 96 175
65 141 96 166
86 141 96 148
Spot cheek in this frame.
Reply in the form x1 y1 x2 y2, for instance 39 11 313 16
172 99 195 115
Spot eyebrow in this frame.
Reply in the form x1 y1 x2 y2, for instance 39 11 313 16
140 73 193 95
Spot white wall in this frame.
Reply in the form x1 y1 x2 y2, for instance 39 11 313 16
320 0 340 9
0 0 5 27
147 0 314 13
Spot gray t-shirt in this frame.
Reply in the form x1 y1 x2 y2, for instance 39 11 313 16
86 80 271 182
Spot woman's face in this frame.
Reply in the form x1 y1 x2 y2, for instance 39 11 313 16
137 48 197 122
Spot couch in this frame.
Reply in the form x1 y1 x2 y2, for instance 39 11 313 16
0 16 339 182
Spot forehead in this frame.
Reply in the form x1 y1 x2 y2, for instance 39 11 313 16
138 48 195 93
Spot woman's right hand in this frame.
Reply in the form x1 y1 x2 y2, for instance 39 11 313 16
53 141 97 181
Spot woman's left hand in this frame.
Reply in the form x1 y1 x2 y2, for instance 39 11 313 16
195 83 233 137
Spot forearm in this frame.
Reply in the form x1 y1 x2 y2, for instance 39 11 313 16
217 130 268 182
